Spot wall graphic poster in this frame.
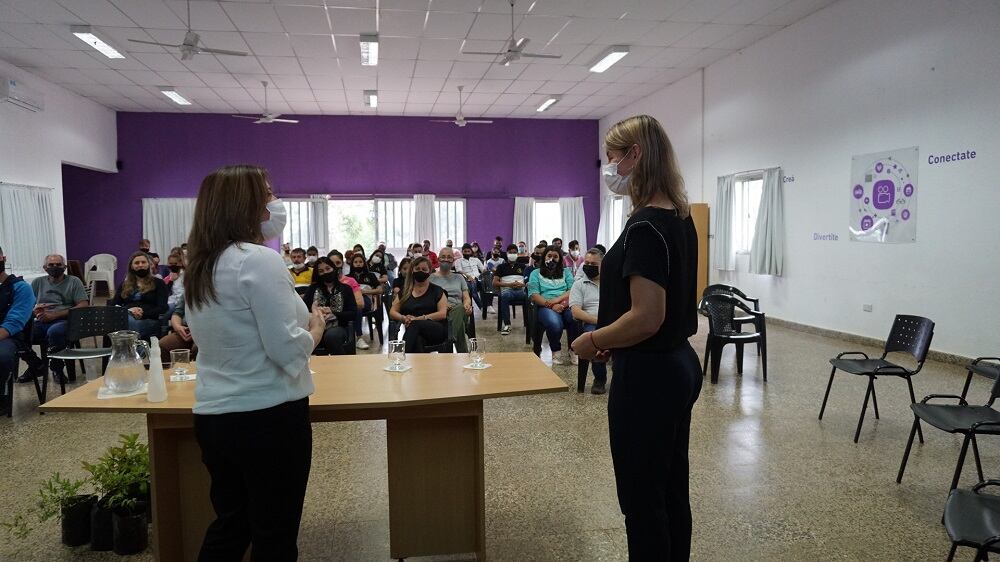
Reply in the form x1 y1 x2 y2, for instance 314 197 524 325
849 147 918 243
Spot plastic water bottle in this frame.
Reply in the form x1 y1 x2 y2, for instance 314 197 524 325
146 337 168 403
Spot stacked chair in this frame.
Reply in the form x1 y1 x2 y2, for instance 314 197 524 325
699 288 767 384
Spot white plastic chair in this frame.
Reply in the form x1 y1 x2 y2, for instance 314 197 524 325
84 254 117 303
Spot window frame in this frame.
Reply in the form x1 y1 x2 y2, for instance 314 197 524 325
731 173 764 255
375 198 415 252
434 198 466 249
532 199 562 247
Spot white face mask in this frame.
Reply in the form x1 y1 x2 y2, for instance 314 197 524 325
370 256 382 264
507 253 518 261
306 255 317 263
570 250 580 258
261 199 287 241
603 147 634 195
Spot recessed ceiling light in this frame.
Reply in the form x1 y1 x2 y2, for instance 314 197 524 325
590 45 629 73
536 95 560 112
360 34 379 66
159 86 191 106
364 89 378 108
71 25 124 59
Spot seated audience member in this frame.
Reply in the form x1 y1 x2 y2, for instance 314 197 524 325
494 244 528 335
19 254 88 383
148 252 168 279
524 242 548 281
110 252 168 340
179 242 188 258
367 250 390 286
0 246 34 409
288 248 313 286
470 242 484 261
164 252 185 319
552 237 564 251
494 236 504 252
306 246 319 264
528 246 577 365
348 253 381 350
445 239 454 249
281 243 293 265
389 257 449 353
303 257 358 355
516 242 530 264
377 242 398 282
564 240 585 278
431 248 472 353
570 248 606 393
485 247 505 271
329 251 364 309
159 297 197 363
138 239 151 253
422 240 439 270
391 258 412 298
343 250 355 276
594 244 607 255
457 244 486 310
352 244 366 261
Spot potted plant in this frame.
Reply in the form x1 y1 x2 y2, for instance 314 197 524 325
82 433 151 554
36 472 97 547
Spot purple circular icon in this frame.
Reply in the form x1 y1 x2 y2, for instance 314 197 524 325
864 197 870 204
875 162 884 173
853 185 864 199
861 215 874 230
901 209 910 221
903 184 914 196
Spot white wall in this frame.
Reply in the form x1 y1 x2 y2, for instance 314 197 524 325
0 59 117 258
599 0 1000 358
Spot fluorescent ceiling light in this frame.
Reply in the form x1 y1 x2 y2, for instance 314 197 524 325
360 34 379 66
589 45 629 73
536 96 560 112
71 25 124 59
159 87 191 106
364 89 378 108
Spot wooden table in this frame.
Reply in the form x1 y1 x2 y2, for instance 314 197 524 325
40 352 566 561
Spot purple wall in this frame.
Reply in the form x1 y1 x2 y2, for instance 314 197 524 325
63 113 599 268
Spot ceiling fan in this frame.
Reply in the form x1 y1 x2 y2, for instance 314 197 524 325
128 0 248 60
461 0 562 66
232 81 298 124
431 86 493 127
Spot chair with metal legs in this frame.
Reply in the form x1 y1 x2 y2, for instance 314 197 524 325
944 479 1000 561
45 306 129 404
818 314 934 443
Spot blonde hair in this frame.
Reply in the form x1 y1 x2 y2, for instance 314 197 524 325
604 114 689 218
399 256 432 305
120 251 154 298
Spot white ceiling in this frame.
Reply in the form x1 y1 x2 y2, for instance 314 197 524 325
0 0 837 118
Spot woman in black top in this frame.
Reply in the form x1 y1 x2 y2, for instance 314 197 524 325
110 251 168 340
367 250 390 286
388 256 448 352
303 257 358 355
572 114 701 561
391 258 412 298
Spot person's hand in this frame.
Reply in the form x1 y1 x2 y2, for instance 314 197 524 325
571 333 599 361
464 302 473 315
129 307 143 319
403 315 415 326
37 310 59 323
552 303 565 313
177 325 192 342
307 307 325 333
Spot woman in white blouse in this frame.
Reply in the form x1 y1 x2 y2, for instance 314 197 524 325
184 164 325 560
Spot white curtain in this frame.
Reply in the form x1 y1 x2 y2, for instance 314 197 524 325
512 197 534 247
142 198 196 255
713 174 735 271
0 183 56 274
596 193 631 248
749 167 785 276
559 196 587 250
413 194 436 247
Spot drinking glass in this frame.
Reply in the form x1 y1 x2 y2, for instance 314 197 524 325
387 340 406 371
468 338 485 368
170 349 191 378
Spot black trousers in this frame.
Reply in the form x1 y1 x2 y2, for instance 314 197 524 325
402 319 447 352
316 325 350 355
608 343 702 562
194 398 312 562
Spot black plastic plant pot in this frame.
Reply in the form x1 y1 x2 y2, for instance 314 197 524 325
61 494 97 547
89 501 114 551
112 503 148 555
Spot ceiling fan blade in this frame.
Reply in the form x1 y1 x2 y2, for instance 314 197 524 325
461 50 504 56
271 119 299 123
512 37 529 52
199 47 249 57
129 39 181 48
231 115 259 120
466 120 494 124
521 53 562 59
430 119 457 123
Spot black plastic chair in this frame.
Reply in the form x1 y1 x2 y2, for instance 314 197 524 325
3 318 46 417
962 357 1000 402
45 306 129 404
480 271 496 320
818 314 934 443
944 479 1000 561
699 284 760 353
573 320 592 393
311 320 356 356
701 294 767 384
362 294 384 347
897 357 1000 493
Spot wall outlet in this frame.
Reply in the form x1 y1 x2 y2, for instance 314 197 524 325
863 304 873 312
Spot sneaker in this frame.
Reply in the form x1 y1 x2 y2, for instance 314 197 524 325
17 366 41 384
355 339 370 350
551 351 569 365
501 324 511 335
591 381 607 395
571 353 579 365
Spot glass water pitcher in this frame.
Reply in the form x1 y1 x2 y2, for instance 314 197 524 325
103 330 150 394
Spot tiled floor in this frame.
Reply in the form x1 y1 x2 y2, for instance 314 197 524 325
0 312 989 560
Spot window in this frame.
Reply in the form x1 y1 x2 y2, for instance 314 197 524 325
434 199 465 247
376 199 414 250
281 200 314 250
609 196 626 243
731 175 763 253
533 200 561 246
327 199 376 253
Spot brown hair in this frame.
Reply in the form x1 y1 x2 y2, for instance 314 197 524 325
184 165 270 309
604 114 689 218
120 251 154 298
399 256 432 305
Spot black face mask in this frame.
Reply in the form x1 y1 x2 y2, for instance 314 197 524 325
412 270 430 283
132 268 150 278
516 256 529 264
168 265 182 273
544 260 558 270
351 266 364 273
319 272 338 284
463 254 472 260
46 266 65 278
531 253 542 263
583 264 600 279
0 259 5 273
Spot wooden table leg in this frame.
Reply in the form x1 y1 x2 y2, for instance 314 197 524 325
386 400 485 560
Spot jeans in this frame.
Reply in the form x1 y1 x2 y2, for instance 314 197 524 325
499 289 526 326
33 320 68 350
466 279 483 308
127 317 160 341
608 343 702 561
536 306 576 352
581 323 607 383
194 398 312 562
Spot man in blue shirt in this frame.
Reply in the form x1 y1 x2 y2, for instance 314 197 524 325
0 245 37 414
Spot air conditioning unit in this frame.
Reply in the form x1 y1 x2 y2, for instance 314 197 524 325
0 77 44 112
